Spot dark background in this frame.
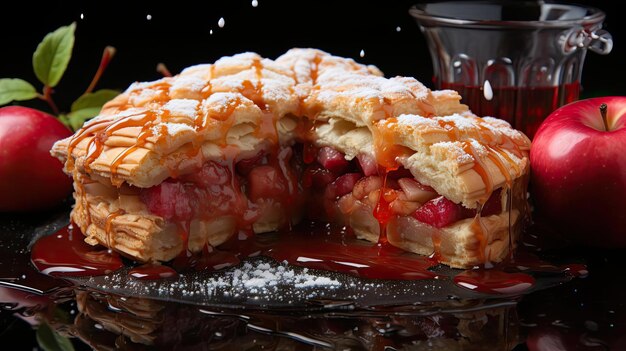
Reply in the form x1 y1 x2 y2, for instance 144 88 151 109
1 1 625 349
0 0 624 115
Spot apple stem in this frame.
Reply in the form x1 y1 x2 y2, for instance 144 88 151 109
38 86 60 115
600 103 609 131
156 63 172 77
85 46 116 94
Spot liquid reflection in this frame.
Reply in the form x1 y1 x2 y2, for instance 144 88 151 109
4 286 521 350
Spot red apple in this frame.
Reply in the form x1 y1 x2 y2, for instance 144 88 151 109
0 106 73 211
530 97 626 247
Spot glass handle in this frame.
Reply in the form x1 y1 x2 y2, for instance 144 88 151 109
588 29 613 55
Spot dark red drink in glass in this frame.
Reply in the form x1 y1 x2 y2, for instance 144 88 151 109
411 1 612 139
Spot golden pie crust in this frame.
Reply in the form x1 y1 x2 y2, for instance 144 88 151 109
52 48 531 268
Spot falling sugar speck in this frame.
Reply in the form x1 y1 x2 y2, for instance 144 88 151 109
80 13 84 20
210 29 213 35
359 49 365 58
252 0 258 7
483 80 493 101
146 14 152 21
218 17 225 28
396 26 401 32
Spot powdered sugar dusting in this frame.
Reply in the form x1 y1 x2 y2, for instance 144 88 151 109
228 261 341 290
170 76 206 94
205 92 240 106
152 122 195 137
438 114 477 131
432 141 474 164
395 114 439 128
481 117 530 147
469 139 489 157
162 99 199 118
214 52 261 68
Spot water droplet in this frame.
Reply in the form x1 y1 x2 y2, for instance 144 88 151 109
218 17 225 28
252 0 259 7
483 80 493 101
359 49 365 58
146 14 152 21
80 13 84 20
210 29 213 35
396 26 401 32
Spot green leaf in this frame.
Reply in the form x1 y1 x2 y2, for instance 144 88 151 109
36 323 75 351
71 89 119 112
57 113 71 129
0 78 38 105
66 108 101 130
32 23 76 87
66 89 119 130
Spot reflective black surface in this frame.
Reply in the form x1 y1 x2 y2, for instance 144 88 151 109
1 205 625 350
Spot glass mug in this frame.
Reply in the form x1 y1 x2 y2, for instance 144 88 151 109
410 0 613 138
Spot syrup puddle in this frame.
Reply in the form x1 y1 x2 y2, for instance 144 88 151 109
30 225 123 277
30 221 586 297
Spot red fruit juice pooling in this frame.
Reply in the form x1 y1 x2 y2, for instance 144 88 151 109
454 270 536 295
31 224 123 277
440 82 580 139
30 223 585 290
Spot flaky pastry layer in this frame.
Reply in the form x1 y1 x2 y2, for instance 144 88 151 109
52 48 531 268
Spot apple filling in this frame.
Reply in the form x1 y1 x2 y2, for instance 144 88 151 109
137 144 509 258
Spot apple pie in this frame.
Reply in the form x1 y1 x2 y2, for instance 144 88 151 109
51 48 531 269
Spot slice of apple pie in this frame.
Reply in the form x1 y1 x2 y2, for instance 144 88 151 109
51 48 530 269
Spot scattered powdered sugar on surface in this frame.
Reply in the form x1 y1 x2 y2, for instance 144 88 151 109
228 262 341 290
438 114 478 131
469 139 489 157
214 52 261 68
162 99 199 118
170 75 207 94
479 117 530 147
432 141 475 164
152 122 195 137
481 116 511 129
204 92 241 108
128 88 164 106
124 78 169 94
73 257 454 308
395 114 439 128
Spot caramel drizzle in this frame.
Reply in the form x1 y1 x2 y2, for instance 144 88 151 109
110 124 155 175
437 119 459 140
311 55 322 85
65 52 530 267
372 99 398 249
462 141 494 262
96 113 158 175
104 209 125 250
74 178 92 228
485 146 512 187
